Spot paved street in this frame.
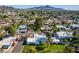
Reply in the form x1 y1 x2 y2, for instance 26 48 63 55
11 41 23 53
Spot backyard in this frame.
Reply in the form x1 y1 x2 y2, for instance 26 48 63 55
22 44 66 53
46 45 66 53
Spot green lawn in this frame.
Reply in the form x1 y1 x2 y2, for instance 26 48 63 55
22 44 66 53
45 45 66 53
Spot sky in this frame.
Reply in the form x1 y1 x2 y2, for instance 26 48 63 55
7 5 79 10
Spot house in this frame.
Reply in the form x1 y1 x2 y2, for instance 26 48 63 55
27 34 47 45
53 31 73 43
46 26 52 31
56 25 71 31
69 24 79 29
51 37 60 44
0 36 19 53
52 18 62 24
45 19 53 25
66 19 73 24
40 27 45 31
54 31 73 39
0 20 10 27
27 20 35 25
56 25 66 30
17 25 27 34
12 17 21 23
41 24 53 32
0 36 16 49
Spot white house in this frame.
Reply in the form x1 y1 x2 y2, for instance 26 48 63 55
69 24 79 29
56 25 69 30
51 37 60 44
0 37 16 49
56 25 66 29
27 34 47 45
17 25 27 34
54 31 73 39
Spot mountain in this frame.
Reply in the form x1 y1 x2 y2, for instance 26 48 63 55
0 6 18 12
30 5 64 10
0 5 64 11
0 6 15 10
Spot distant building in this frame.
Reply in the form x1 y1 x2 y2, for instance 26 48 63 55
56 25 71 31
12 17 21 23
56 25 66 29
17 25 27 34
54 31 73 39
45 19 53 25
0 20 10 27
56 25 66 30
41 25 52 32
27 20 35 25
40 27 45 31
69 24 79 29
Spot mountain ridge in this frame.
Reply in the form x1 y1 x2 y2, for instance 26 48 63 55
29 5 64 10
0 5 64 11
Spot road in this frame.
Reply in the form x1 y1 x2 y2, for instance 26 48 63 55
11 41 23 53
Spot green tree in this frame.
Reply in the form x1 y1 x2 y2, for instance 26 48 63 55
5 23 19 36
23 47 37 53
64 46 75 53
2 15 9 19
73 31 76 37
35 43 48 52
46 32 52 45
33 17 42 31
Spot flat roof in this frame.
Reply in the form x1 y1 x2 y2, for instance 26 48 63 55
0 37 16 46
56 31 73 37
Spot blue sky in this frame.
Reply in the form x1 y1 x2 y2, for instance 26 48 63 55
7 5 79 10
